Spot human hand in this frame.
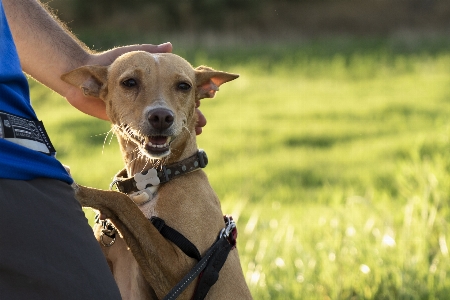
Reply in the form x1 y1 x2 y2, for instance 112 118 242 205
86 43 173 67
4 0 173 121
65 43 173 120
195 101 207 135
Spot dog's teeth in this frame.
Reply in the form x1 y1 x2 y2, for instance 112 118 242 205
147 142 168 149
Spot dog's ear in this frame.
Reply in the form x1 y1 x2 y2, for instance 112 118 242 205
195 66 239 99
61 66 108 99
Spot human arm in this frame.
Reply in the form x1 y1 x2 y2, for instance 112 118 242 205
2 0 172 120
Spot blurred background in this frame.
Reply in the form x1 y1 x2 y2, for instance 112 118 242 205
33 0 450 299
48 0 450 44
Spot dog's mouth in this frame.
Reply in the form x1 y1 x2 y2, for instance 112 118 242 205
119 124 175 157
145 135 172 154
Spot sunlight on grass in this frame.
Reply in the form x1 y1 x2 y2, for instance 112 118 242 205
31 36 450 299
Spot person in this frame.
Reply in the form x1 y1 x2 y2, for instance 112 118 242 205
0 0 206 299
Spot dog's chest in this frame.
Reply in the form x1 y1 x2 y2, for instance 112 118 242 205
134 187 159 218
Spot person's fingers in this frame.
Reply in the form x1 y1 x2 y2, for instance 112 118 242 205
195 127 203 135
150 42 173 53
195 108 207 135
131 42 173 54
130 42 172 53
90 43 173 65
116 42 173 54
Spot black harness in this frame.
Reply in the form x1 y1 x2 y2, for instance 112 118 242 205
97 215 237 300
152 215 237 300
102 150 238 299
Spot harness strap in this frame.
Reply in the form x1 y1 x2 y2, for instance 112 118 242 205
162 236 230 300
154 216 237 300
150 217 202 261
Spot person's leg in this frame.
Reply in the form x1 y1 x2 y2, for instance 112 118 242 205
0 178 121 300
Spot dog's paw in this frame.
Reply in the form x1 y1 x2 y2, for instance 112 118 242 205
71 182 80 192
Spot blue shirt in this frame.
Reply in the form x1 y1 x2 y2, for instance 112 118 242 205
0 0 72 184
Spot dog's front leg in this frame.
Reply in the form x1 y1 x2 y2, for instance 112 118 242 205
73 184 197 299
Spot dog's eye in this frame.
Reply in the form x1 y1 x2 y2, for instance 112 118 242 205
177 82 191 91
122 78 137 88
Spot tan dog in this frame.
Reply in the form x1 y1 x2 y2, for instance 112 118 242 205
62 52 252 300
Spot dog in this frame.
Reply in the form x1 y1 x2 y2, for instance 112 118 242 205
62 51 252 300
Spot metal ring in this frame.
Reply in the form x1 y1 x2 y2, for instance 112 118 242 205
100 233 116 247
219 228 227 239
109 179 120 190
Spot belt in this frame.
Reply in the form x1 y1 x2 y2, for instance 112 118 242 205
0 111 56 156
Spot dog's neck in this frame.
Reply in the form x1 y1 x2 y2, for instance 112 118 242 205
116 134 198 177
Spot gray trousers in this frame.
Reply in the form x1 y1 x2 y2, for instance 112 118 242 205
0 178 122 300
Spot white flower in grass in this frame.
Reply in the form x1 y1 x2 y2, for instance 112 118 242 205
275 257 285 268
346 226 356 237
360 264 371 274
382 234 396 247
328 252 336 262
249 271 260 285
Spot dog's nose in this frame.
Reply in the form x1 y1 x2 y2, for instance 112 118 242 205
148 108 174 130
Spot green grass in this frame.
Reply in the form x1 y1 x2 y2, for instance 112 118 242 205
31 36 450 299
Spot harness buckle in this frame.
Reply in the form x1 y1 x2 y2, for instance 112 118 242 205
221 215 237 248
100 232 116 247
96 214 117 247
109 178 121 190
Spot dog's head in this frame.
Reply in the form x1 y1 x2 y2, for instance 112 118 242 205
62 51 238 160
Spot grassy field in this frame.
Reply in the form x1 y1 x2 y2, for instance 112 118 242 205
31 36 450 299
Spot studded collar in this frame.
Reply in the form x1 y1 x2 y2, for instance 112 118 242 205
111 150 208 195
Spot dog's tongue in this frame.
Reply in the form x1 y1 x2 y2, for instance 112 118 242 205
149 136 168 145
